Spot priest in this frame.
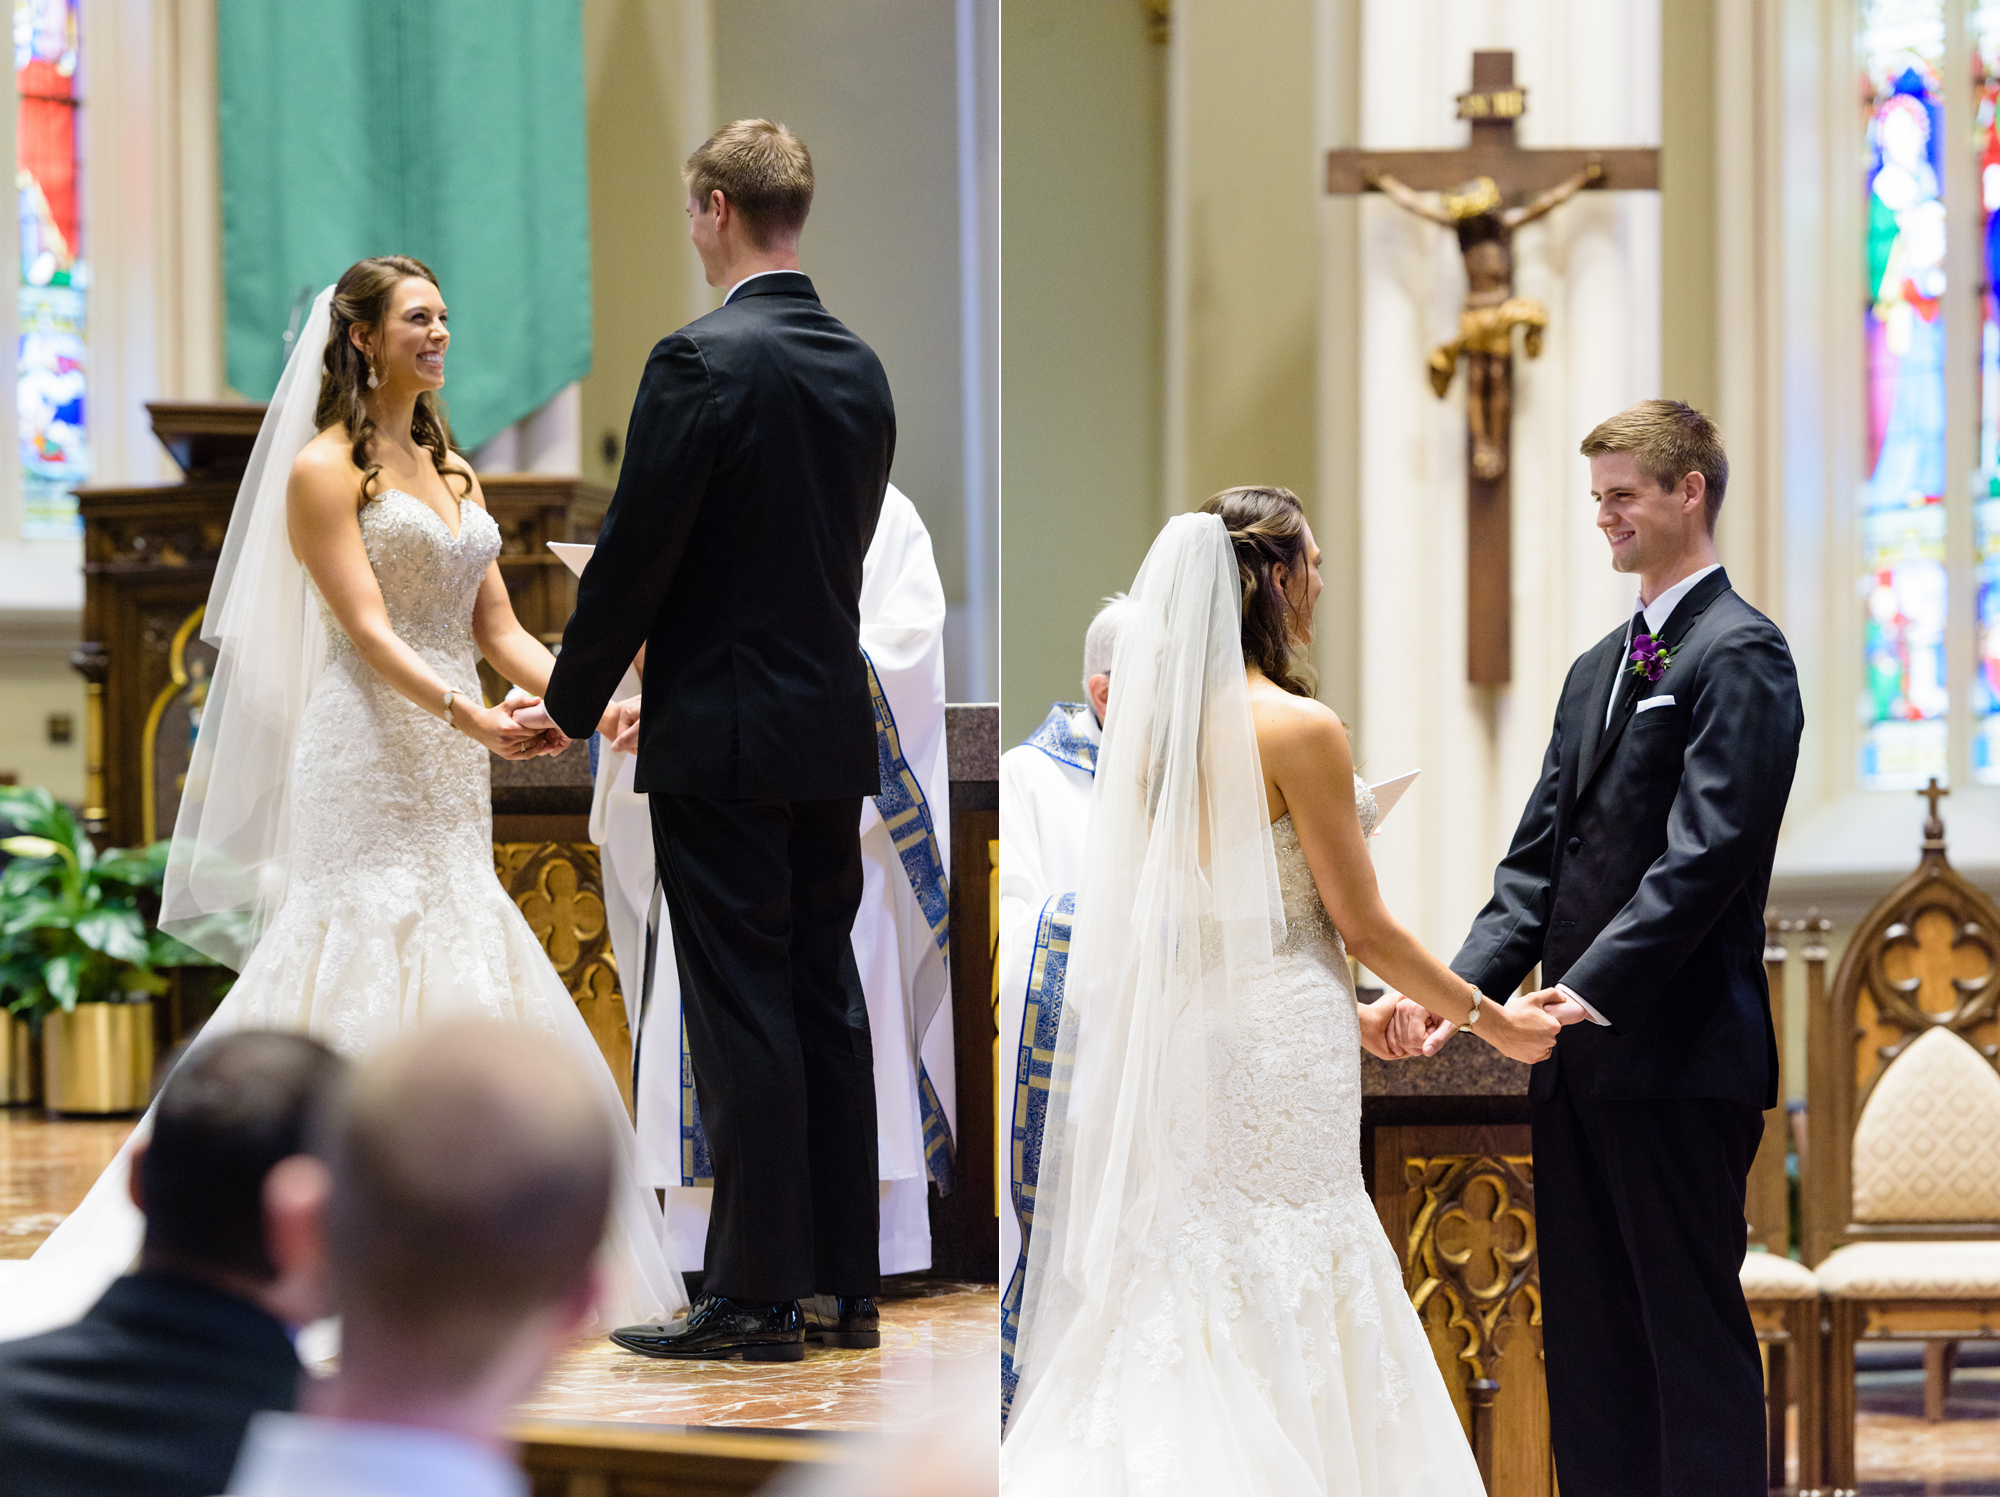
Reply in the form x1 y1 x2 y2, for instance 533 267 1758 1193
591 484 955 1285
997 595 1127 1422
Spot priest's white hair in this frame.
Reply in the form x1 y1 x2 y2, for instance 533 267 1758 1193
1082 594 1131 697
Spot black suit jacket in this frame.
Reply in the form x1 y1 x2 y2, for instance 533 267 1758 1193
1450 568 1803 1108
0 1270 300 1497
544 272 895 800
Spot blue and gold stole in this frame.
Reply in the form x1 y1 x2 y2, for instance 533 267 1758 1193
681 650 956 1192
1025 701 1097 775
999 891 1073 1425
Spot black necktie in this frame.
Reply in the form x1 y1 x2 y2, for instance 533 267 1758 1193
1607 610 1648 725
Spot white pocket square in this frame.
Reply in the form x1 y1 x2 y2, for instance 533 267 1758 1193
1635 694 1675 713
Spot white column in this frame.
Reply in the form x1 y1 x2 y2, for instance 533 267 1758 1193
1353 1 1662 956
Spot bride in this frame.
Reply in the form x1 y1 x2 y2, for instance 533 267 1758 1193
1002 490 1579 1494
0 257 683 1340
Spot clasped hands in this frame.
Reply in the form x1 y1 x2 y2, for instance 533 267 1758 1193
495 694 642 759
1358 987 1592 1066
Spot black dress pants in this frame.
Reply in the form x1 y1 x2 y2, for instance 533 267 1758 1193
1533 1073 1765 1497
650 794 880 1302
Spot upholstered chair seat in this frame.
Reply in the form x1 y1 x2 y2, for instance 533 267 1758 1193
1814 1241 2000 1299
1739 1249 1820 1299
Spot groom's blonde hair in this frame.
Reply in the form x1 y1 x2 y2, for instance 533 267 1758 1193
684 118 814 249
1579 400 1730 532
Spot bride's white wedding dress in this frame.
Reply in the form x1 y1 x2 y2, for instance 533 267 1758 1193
0 489 684 1340
1001 777 1484 1496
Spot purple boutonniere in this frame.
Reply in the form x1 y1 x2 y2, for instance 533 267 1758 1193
1627 632 1675 683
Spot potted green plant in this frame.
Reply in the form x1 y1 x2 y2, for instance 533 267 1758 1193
0 786 216 1113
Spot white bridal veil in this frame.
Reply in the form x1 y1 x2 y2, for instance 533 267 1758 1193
1009 511 1288 1412
161 288 334 969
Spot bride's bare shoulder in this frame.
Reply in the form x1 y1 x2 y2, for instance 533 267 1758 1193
1248 680 1352 771
287 430 363 509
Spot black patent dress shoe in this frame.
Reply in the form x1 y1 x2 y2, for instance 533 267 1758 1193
801 1294 881 1349
610 1294 804 1361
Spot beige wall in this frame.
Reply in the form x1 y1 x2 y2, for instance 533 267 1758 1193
0 641 85 804
580 0 990 698
580 1 709 499
1166 0 1320 520
999 1 1167 746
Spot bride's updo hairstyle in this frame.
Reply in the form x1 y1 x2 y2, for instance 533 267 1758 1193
1199 485 1317 699
315 254 466 503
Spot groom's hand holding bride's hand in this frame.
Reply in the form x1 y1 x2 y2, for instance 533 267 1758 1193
1408 986 1590 1064
1358 994 1422 1061
492 699 570 759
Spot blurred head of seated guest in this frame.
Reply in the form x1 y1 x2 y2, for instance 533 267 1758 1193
226 1019 613 1497
0 1031 344 1497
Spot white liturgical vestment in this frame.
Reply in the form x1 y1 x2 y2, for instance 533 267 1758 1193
995 702 1098 1283
590 484 954 1275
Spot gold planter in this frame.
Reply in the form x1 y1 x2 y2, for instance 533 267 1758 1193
43 1002 154 1115
0 1008 38 1105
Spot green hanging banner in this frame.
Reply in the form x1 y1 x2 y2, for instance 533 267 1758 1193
218 0 590 451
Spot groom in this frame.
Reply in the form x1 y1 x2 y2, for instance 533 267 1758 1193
1418 401 1801 1495
528 118 895 1359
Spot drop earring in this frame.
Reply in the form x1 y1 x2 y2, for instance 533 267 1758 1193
366 361 380 391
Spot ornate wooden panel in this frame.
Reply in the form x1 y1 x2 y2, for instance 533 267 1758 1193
73 477 235 847
932 798 998 1282
1377 1123 1551 1497
493 839 631 1117
472 474 609 703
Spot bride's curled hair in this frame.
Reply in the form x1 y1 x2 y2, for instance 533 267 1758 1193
315 255 467 503
1199 485 1316 699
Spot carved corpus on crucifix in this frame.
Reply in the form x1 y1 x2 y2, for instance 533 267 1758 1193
1327 51 1658 684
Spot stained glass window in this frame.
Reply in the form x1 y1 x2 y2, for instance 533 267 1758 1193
1862 0 1949 789
15 0 84 540
1978 9 2000 781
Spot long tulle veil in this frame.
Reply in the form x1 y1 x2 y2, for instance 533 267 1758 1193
160 288 334 969
1008 511 1288 1423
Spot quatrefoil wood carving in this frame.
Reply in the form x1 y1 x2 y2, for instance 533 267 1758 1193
1405 1152 1540 1382
1835 840 2000 1110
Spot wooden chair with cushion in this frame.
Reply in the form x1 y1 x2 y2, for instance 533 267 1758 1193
1738 913 1823 1493
1804 784 2000 1490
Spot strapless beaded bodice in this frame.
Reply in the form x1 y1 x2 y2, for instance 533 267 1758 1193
1269 772 1378 952
314 489 500 660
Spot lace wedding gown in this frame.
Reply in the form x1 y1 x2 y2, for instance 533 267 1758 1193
0 491 684 1340
1001 779 1484 1496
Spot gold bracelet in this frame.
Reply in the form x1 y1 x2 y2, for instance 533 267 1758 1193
442 687 458 727
1463 983 1483 1027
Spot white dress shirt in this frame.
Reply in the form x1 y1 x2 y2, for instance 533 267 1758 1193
1562 562 1724 1026
724 268 798 304
224 1411 527 1497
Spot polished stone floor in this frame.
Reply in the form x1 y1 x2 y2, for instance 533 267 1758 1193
0 1109 132 1259
0 1109 998 1435
517 1281 996 1433
4 1109 1997 1480
1836 1358 2000 1495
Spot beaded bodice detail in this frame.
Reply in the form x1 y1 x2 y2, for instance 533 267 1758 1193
315 490 500 661
1270 773 1378 953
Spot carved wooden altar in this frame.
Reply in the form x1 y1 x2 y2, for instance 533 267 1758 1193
1363 1048 1547 1495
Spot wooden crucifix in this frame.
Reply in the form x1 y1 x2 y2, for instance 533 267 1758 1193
1327 51 1658 685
